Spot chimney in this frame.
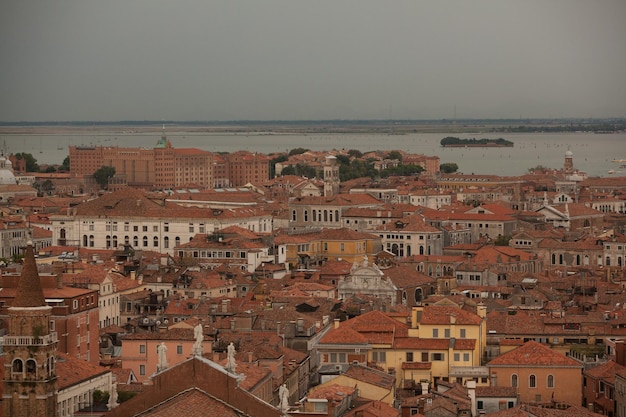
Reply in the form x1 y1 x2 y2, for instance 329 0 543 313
418 398 425 414
491 373 497 387
297 317 304 333
616 341 626 366
466 380 477 417
334 318 340 329
247 351 253 363
421 380 429 395
52 262 64 289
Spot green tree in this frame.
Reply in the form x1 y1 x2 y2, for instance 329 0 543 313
440 163 459 173
60 156 70 171
34 179 54 196
14 152 39 172
92 389 110 405
288 147 309 156
494 235 512 246
269 153 288 178
387 150 403 161
93 166 116 189
380 164 423 178
347 149 362 158
335 154 350 165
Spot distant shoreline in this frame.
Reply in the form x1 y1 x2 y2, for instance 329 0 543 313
0 119 624 136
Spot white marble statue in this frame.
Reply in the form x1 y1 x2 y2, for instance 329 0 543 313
225 342 236 372
193 323 204 355
278 383 289 412
108 383 119 409
157 342 168 370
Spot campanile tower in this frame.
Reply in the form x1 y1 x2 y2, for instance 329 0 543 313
2 242 58 417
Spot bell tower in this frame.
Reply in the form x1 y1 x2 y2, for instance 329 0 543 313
323 155 339 197
2 242 58 417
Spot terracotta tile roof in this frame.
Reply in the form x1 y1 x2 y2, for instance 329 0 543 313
475 385 517 397
319 325 369 345
488 341 582 367
344 400 399 417
309 383 357 401
584 360 626 384
343 365 396 390
419 305 483 326
56 353 110 390
290 193 383 207
132 387 238 417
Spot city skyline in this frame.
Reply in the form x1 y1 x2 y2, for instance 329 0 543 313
1 1 626 122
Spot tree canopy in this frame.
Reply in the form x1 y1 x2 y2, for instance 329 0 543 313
14 152 39 172
93 166 116 189
440 163 459 173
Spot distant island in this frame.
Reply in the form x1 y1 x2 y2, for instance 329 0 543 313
440 136 514 148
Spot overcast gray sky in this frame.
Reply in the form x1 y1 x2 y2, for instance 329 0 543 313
1 1 625 121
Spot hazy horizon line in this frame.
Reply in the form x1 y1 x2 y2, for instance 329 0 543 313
1 117 626 126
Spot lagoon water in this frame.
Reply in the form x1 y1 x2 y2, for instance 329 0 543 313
2 131 625 178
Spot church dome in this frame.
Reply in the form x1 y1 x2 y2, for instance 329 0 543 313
565 150 573 158
0 155 17 185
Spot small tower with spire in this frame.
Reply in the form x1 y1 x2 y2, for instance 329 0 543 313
323 155 339 197
564 148 574 174
2 242 58 417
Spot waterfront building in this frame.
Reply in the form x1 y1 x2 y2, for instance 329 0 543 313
69 136 267 190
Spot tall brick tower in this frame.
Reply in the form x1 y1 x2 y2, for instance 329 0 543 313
2 242 58 417
323 155 339 197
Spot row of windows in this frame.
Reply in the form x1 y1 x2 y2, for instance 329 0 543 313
511 373 554 388
182 250 247 259
293 209 341 223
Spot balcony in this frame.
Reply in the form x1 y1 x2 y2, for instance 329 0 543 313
449 366 489 378
1 332 58 346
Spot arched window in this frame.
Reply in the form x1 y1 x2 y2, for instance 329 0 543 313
83 235 88 247
304 210 308 222
552 253 556 264
324 210 328 222
547 374 554 388
420 246 424 255
559 254 563 265
106 235 111 247
164 236 169 249
406 245 411 257
26 359 37 375
606 256 611 266
175 236 181 247
112 235 118 248
133 236 139 247
313 210 317 222
89 235 94 247
12 358 23 373
292 210 297 222
529 374 536 388
402 291 407 305
143 236 148 247
125 235 130 245
153 236 159 247
511 374 518 387
335 210 339 222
